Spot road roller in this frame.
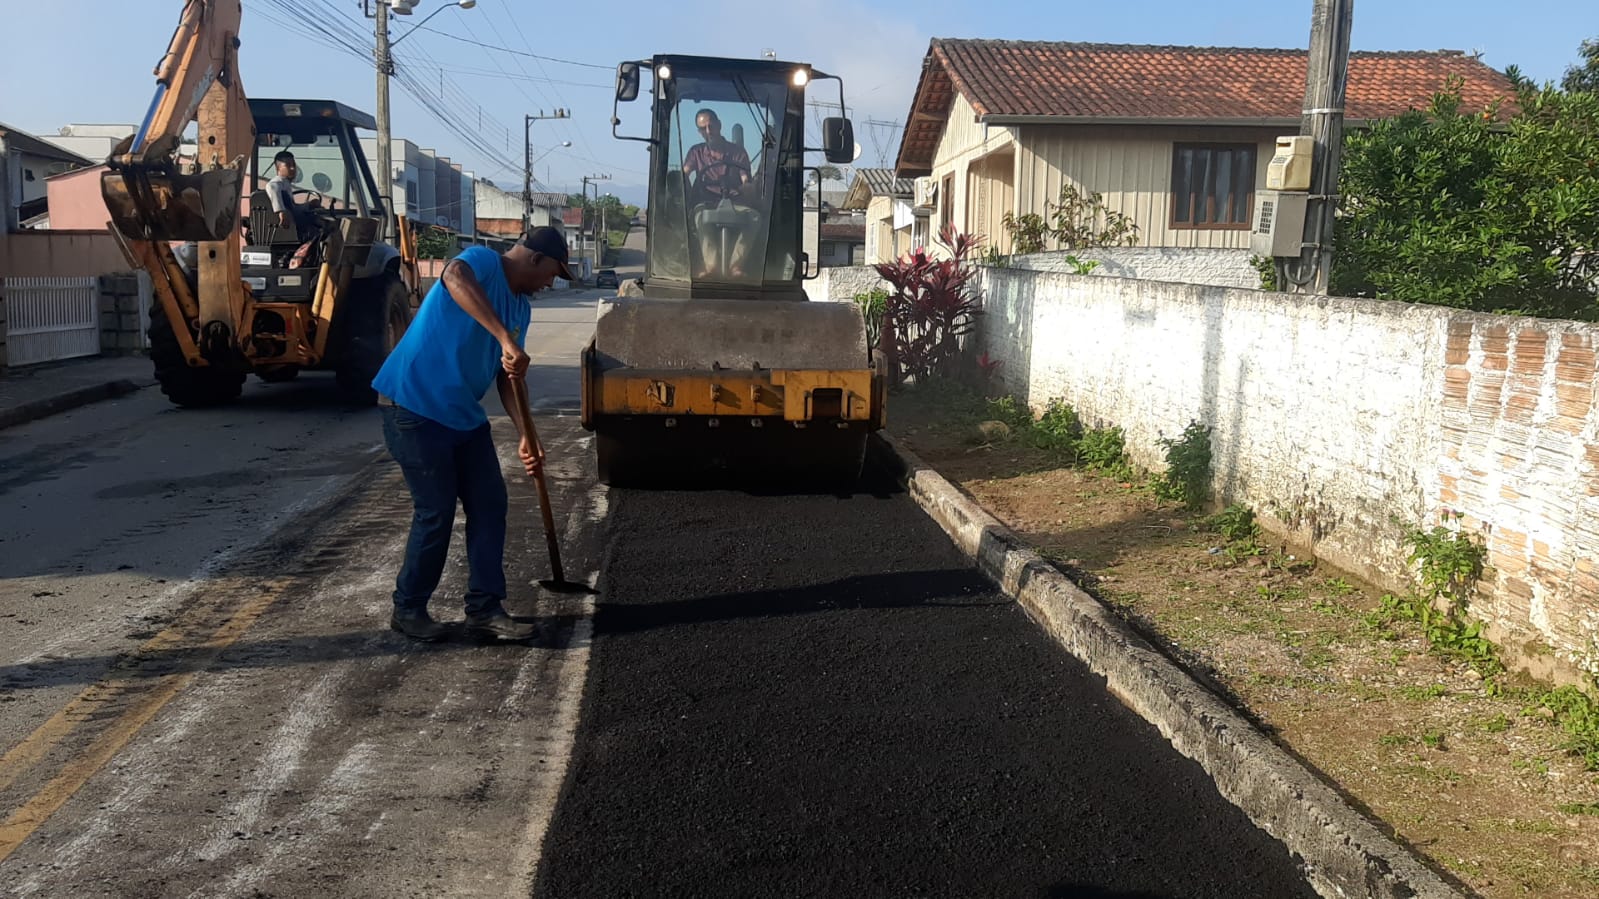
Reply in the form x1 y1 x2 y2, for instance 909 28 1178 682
579 53 886 486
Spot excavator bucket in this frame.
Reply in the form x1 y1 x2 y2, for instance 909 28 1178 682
581 298 884 488
102 165 242 243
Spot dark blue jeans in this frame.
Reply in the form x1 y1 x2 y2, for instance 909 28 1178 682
380 404 508 616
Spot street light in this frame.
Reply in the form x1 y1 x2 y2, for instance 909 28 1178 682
536 141 573 163
390 0 476 47
520 141 570 230
365 0 478 240
524 111 570 227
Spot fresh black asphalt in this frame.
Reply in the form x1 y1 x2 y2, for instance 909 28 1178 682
535 471 1318 898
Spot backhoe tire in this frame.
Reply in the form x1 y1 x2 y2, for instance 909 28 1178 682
147 307 245 408
336 272 412 406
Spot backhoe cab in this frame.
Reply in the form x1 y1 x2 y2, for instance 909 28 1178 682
101 1 418 408
579 54 886 486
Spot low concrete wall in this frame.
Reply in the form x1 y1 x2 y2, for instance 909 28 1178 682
980 269 1599 683
1006 247 1260 290
802 265 888 304
0 230 128 279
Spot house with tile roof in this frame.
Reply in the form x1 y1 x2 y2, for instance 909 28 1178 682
893 39 1515 257
841 167 916 265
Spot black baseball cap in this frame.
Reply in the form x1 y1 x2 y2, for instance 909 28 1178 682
519 226 576 281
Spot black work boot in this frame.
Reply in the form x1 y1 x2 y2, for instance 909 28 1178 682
465 609 537 642
391 608 447 642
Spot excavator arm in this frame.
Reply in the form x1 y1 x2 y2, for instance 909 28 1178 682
103 0 255 366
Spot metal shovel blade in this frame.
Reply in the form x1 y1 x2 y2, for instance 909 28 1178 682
102 166 242 242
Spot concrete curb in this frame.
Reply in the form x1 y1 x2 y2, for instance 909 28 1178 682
0 379 147 432
869 432 1465 899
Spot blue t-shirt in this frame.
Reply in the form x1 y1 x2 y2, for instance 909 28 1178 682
371 246 530 432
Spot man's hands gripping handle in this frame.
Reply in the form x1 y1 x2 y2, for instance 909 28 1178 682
506 375 544 478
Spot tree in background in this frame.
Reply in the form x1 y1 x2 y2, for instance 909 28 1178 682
1561 38 1599 94
1330 39 1599 320
565 193 637 233
415 227 456 260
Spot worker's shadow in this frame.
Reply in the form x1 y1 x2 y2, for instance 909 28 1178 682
591 567 1003 636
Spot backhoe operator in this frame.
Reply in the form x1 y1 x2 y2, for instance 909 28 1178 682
266 150 320 238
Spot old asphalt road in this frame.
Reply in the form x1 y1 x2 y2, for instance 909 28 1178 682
0 282 609 896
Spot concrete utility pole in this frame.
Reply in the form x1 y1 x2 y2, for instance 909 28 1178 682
523 110 569 231
1285 0 1354 294
373 1 393 241
367 1 477 242
580 173 610 276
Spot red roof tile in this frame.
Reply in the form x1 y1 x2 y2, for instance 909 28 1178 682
820 223 866 242
895 40 1516 175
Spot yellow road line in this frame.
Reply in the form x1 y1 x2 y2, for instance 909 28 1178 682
0 623 195 796
0 580 288 864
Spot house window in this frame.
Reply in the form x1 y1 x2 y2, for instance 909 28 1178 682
1171 143 1256 230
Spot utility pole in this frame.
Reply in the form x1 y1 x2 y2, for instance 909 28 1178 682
523 109 569 232
373 1 393 241
1285 0 1353 294
581 173 610 275
365 1 477 243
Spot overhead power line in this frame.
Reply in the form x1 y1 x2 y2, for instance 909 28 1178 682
415 25 613 70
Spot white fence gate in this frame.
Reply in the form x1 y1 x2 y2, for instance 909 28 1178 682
3 276 101 366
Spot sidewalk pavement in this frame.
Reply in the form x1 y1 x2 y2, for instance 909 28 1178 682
0 354 156 432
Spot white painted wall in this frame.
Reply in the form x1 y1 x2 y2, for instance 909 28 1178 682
1007 247 1261 289
810 261 1599 683
801 265 887 304
982 270 1599 683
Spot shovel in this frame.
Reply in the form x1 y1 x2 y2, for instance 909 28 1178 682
508 374 584 592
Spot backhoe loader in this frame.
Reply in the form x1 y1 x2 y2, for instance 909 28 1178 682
102 0 419 408
580 54 886 485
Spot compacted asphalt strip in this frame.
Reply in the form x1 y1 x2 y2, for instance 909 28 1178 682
534 468 1320 898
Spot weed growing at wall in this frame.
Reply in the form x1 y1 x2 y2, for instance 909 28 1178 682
972 394 1137 480
1154 421 1212 510
1204 504 1265 559
1076 426 1134 480
1357 511 1599 769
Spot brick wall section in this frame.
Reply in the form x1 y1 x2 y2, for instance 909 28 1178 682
98 272 147 355
1438 319 1599 678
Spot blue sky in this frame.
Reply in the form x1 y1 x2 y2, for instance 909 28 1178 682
2 0 1592 207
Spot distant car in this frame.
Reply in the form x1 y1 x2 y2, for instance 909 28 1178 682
595 269 620 289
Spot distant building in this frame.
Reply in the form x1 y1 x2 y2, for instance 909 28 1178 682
0 121 93 225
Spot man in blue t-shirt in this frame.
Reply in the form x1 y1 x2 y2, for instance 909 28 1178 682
371 226 575 642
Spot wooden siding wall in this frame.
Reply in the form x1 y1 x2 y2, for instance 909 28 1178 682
928 93 1018 252
1014 125 1280 249
966 151 1015 252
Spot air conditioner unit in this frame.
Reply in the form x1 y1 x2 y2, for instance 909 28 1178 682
913 176 936 209
1250 189 1308 258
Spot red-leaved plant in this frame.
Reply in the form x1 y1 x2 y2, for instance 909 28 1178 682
872 224 985 384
